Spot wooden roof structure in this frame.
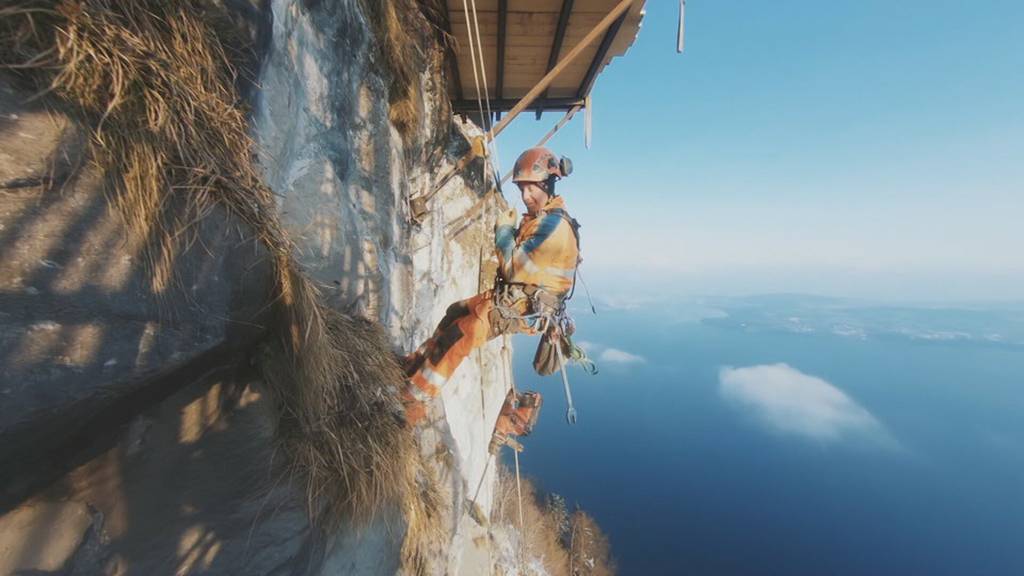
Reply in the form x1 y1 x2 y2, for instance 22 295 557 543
443 0 646 115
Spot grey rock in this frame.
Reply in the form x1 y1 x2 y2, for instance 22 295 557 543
0 0 507 573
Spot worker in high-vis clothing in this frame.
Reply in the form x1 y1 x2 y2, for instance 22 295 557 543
401 147 580 426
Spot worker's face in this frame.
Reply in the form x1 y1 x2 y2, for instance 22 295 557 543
517 181 549 216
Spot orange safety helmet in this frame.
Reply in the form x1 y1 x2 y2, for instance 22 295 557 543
512 147 573 184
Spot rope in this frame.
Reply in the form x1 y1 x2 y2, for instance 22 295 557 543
500 332 526 566
513 443 525 563
461 0 487 142
468 0 504 182
444 104 583 241
458 4 496 532
460 4 524 568
468 0 508 291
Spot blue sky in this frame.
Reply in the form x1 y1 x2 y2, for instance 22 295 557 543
495 0 1023 302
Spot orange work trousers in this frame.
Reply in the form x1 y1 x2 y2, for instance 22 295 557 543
403 289 536 403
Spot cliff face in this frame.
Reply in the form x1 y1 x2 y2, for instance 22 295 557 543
254 0 509 573
0 1 507 574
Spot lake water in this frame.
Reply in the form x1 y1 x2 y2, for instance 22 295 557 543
508 296 1024 575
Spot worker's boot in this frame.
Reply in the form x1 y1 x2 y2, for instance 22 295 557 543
488 390 542 453
399 388 429 428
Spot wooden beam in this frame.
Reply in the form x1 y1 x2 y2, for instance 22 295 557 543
487 0 636 140
495 0 507 120
576 10 628 99
536 0 574 119
453 97 584 113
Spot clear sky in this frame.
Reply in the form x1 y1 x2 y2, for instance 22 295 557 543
495 0 1023 302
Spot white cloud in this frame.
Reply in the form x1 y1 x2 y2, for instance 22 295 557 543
599 348 645 364
594 295 653 312
718 363 894 447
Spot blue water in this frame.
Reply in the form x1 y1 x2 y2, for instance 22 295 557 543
508 297 1024 575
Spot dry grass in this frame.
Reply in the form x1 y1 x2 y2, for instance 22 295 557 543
0 0 442 563
259 277 444 563
566 510 615 576
0 0 282 297
493 466 616 576
360 0 447 139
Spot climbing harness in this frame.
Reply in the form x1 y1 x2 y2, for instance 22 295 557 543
489 276 596 427
492 282 561 328
489 198 597 422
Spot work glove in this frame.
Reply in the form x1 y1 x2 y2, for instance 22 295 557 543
495 208 518 230
494 208 518 259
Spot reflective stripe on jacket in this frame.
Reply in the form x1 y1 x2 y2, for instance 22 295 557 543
495 196 579 297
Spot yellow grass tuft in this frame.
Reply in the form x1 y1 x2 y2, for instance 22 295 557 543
0 0 442 559
361 0 443 139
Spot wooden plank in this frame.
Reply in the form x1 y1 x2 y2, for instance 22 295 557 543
503 54 595 73
451 10 603 35
466 49 597 69
448 0 646 116
537 0 574 117
449 5 640 53
548 1 576 68
452 97 584 112
561 7 641 93
488 0 637 138
452 30 597 50
576 9 626 98
605 8 644 55
451 10 500 102
501 85 585 99
449 0 628 11
501 48 596 78
496 0 507 101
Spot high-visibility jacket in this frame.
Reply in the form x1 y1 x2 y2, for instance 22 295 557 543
402 196 580 421
495 196 579 297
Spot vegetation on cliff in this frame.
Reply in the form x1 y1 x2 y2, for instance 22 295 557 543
493 466 616 576
0 0 443 567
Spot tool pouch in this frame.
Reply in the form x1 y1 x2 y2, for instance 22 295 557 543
533 327 598 376
533 329 569 376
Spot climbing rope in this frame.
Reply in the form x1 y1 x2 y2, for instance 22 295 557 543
466 0 505 182
461 0 487 142
460 9 495 548
458 2 526 568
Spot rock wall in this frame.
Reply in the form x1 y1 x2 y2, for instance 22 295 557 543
254 1 509 572
0 68 309 575
0 0 509 574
